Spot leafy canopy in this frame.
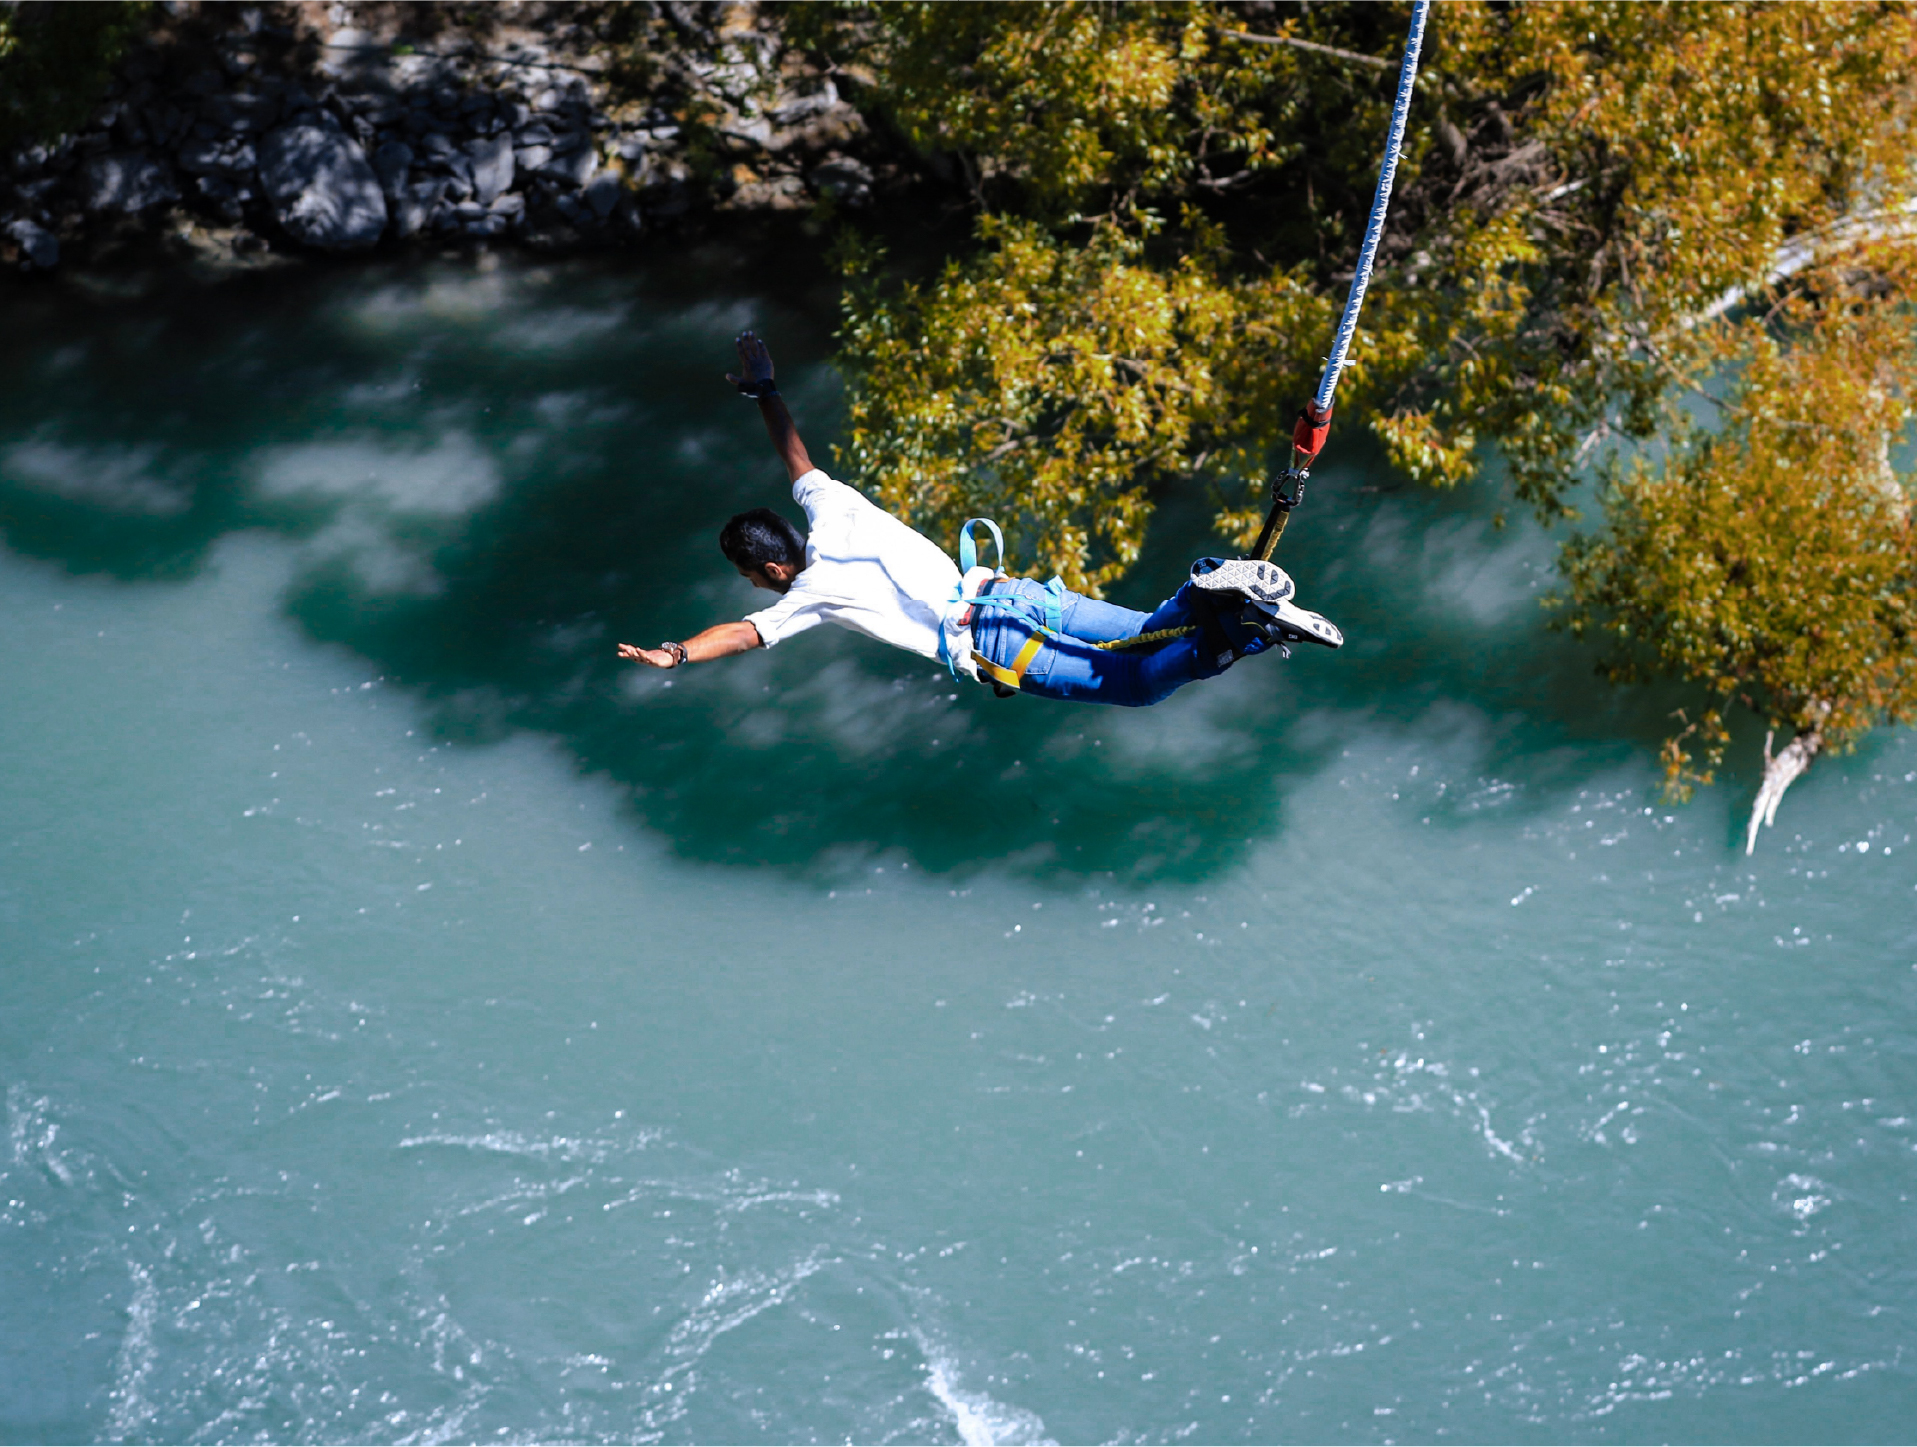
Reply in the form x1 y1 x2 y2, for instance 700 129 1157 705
805 1 1917 587
1562 253 1917 795
802 1 1917 807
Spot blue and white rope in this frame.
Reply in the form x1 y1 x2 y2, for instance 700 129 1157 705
1311 0 1431 417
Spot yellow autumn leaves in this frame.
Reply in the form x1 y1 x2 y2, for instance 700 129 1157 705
803 0 1917 797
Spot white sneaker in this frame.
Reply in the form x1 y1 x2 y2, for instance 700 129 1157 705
1190 556 1295 604
1244 596 1343 649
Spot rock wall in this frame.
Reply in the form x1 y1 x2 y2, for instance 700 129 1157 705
0 0 890 272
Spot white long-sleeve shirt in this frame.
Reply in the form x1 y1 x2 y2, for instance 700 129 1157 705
744 469 982 680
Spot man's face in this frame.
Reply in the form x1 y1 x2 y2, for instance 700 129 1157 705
739 563 794 594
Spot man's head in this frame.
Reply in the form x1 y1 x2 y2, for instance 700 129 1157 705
719 507 807 592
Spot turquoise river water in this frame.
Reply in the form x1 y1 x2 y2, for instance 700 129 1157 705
2 256 1914 1444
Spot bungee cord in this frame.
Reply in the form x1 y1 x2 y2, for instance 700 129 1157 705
1251 0 1430 564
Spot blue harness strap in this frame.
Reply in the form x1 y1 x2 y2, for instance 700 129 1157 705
1040 575 1066 633
958 517 1004 574
942 518 1068 691
942 517 1008 678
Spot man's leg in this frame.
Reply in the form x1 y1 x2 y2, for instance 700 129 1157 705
1053 589 1152 644
1012 629 1213 706
1141 582 1271 664
1055 581 1253 655
1020 584 1272 706
972 579 1272 706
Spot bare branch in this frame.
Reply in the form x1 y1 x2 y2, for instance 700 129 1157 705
1747 711 1827 855
1213 28 1393 70
1572 417 1614 466
1688 201 1917 327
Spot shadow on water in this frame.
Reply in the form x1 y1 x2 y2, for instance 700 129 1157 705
0 248 1699 882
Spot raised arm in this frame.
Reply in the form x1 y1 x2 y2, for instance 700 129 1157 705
616 332 810 673
726 329 813 483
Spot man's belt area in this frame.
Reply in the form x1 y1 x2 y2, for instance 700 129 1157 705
955 573 995 630
965 578 1049 696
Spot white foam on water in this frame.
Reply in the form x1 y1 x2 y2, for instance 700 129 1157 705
6 1082 75 1185
1347 1052 1538 1167
397 1126 663 1164
629 1252 831 1440
342 271 516 331
1776 1172 1832 1223
103 1260 160 1444
665 1254 829 1363
305 513 446 597
917 1336 1054 1447
596 1169 837 1217
496 304 632 354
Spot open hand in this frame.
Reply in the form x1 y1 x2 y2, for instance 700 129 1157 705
617 642 676 668
725 329 776 395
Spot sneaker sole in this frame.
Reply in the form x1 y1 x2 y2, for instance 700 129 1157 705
1190 556 1295 604
1245 597 1343 649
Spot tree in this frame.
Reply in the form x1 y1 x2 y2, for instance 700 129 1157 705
1561 254 1917 850
799 0 1917 836
0 2 151 152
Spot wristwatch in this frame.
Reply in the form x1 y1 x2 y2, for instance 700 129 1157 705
661 641 688 667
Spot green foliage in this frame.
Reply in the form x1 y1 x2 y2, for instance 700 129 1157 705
839 215 1333 592
809 2 1917 582
811 0 1407 584
0 2 151 151
827 2 1253 221
1386 0 1917 516
806 0 1917 805
1561 259 1917 796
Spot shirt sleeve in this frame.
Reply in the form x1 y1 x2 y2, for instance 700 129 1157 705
743 582 829 649
791 467 875 521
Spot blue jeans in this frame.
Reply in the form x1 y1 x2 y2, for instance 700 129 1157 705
969 578 1252 707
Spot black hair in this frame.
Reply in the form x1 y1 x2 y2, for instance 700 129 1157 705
719 507 806 572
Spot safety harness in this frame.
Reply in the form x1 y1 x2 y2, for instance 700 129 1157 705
941 516 1070 693
949 515 1199 694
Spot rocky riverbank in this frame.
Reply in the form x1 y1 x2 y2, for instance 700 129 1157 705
1 1 895 274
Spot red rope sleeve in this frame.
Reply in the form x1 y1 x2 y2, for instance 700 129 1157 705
1292 400 1333 465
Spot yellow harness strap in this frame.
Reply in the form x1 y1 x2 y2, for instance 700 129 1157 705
970 629 1049 692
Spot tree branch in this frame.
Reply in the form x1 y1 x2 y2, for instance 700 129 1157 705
1213 28 1393 70
1687 201 1917 328
1746 709 1827 855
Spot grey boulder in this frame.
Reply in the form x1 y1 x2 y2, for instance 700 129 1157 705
5 218 59 268
464 135 514 205
178 136 258 177
542 136 596 187
258 116 386 250
719 115 774 150
81 152 180 212
394 178 444 238
584 170 623 218
371 140 414 198
811 155 873 207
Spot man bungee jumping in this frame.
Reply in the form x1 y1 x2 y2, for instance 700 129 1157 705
616 332 1341 705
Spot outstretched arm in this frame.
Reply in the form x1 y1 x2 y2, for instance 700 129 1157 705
618 620 763 670
726 330 813 483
